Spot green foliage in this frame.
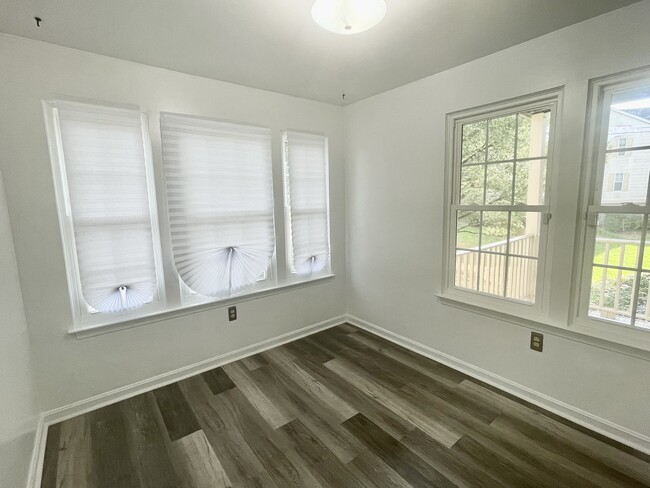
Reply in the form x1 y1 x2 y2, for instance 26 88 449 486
487 115 517 162
590 273 649 314
457 112 537 245
599 213 643 236
461 120 486 165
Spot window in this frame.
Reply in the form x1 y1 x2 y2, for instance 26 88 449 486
613 172 626 192
578 72 650 332
44 101 334 334
444 91 559 314
43 100 165 327
282 131 331 278
160 113 276 300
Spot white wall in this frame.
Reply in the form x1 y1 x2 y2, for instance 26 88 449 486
344 1 650 441
0 34 346 412
0 171 39 487
3 1 650 470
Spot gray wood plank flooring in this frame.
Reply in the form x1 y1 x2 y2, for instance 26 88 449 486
40 324 650 487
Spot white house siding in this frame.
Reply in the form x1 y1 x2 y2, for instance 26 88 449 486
601 110 650 205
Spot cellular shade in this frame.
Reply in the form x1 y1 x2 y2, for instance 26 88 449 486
161 113 275 297
55 103 159 313
285 131 330 276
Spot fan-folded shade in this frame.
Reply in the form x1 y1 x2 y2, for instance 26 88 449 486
55 103 159 313
160 114 275 297
285 131 330 276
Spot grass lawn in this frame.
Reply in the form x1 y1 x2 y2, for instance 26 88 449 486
456 226 505 249
592 242 650 282
458 227 650 284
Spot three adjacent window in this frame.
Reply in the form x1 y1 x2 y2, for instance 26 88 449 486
44 101 331 330
446 93 557 312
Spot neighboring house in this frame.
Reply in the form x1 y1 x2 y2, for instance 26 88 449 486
601 109 650 205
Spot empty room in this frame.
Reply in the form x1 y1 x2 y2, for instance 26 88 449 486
2 0 650 486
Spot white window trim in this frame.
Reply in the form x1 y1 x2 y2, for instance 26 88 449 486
43 99 167 329
75 273 335 339
571 67 650 352
440 89 562 323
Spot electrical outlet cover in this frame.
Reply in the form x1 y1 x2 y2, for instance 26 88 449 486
530 331 543 352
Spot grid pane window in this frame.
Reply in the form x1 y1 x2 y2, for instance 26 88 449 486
452 103 554 304
584 82 650 330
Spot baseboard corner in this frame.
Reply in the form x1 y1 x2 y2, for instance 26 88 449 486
344 314 650 456
25 414 46 488
28 314 347 487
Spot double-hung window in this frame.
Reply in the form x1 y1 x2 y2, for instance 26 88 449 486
282 131 331 278
444 91 559 315
577 70 650 335
160 113 276 300
43 100 165 328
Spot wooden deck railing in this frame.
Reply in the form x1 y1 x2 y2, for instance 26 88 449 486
456 234 650 322
590 237 650 322
455 234 537 301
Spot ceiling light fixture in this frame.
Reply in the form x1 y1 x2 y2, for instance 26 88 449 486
311 0 387 35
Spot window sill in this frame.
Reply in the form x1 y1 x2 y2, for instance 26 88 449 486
568 318 650 355
73 274 335 339
437 292 650 360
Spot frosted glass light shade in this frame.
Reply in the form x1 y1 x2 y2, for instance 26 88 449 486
312 0 386 35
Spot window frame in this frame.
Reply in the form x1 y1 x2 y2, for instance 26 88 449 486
441 89 562 321
43 99 167 330
281 130 333 282
572 68 650 350
613 172 625 192
44 100 335 336
158 112 279 305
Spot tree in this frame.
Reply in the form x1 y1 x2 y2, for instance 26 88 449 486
457 112 539 248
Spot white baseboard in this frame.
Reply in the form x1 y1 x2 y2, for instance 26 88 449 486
25 312 650 488
26 315 346 488
345 314 650 456
25 416 46 488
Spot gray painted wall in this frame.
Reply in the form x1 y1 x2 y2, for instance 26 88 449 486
0 171 39 487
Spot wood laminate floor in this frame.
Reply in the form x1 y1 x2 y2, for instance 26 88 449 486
41 324 650 488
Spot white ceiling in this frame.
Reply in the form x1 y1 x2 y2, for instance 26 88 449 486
0 0 642 105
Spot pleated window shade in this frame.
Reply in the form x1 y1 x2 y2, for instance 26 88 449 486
160 114 275 297
284 131 331 276
52 102 161 315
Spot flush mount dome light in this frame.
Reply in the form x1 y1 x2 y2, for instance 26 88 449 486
312 0 387 35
